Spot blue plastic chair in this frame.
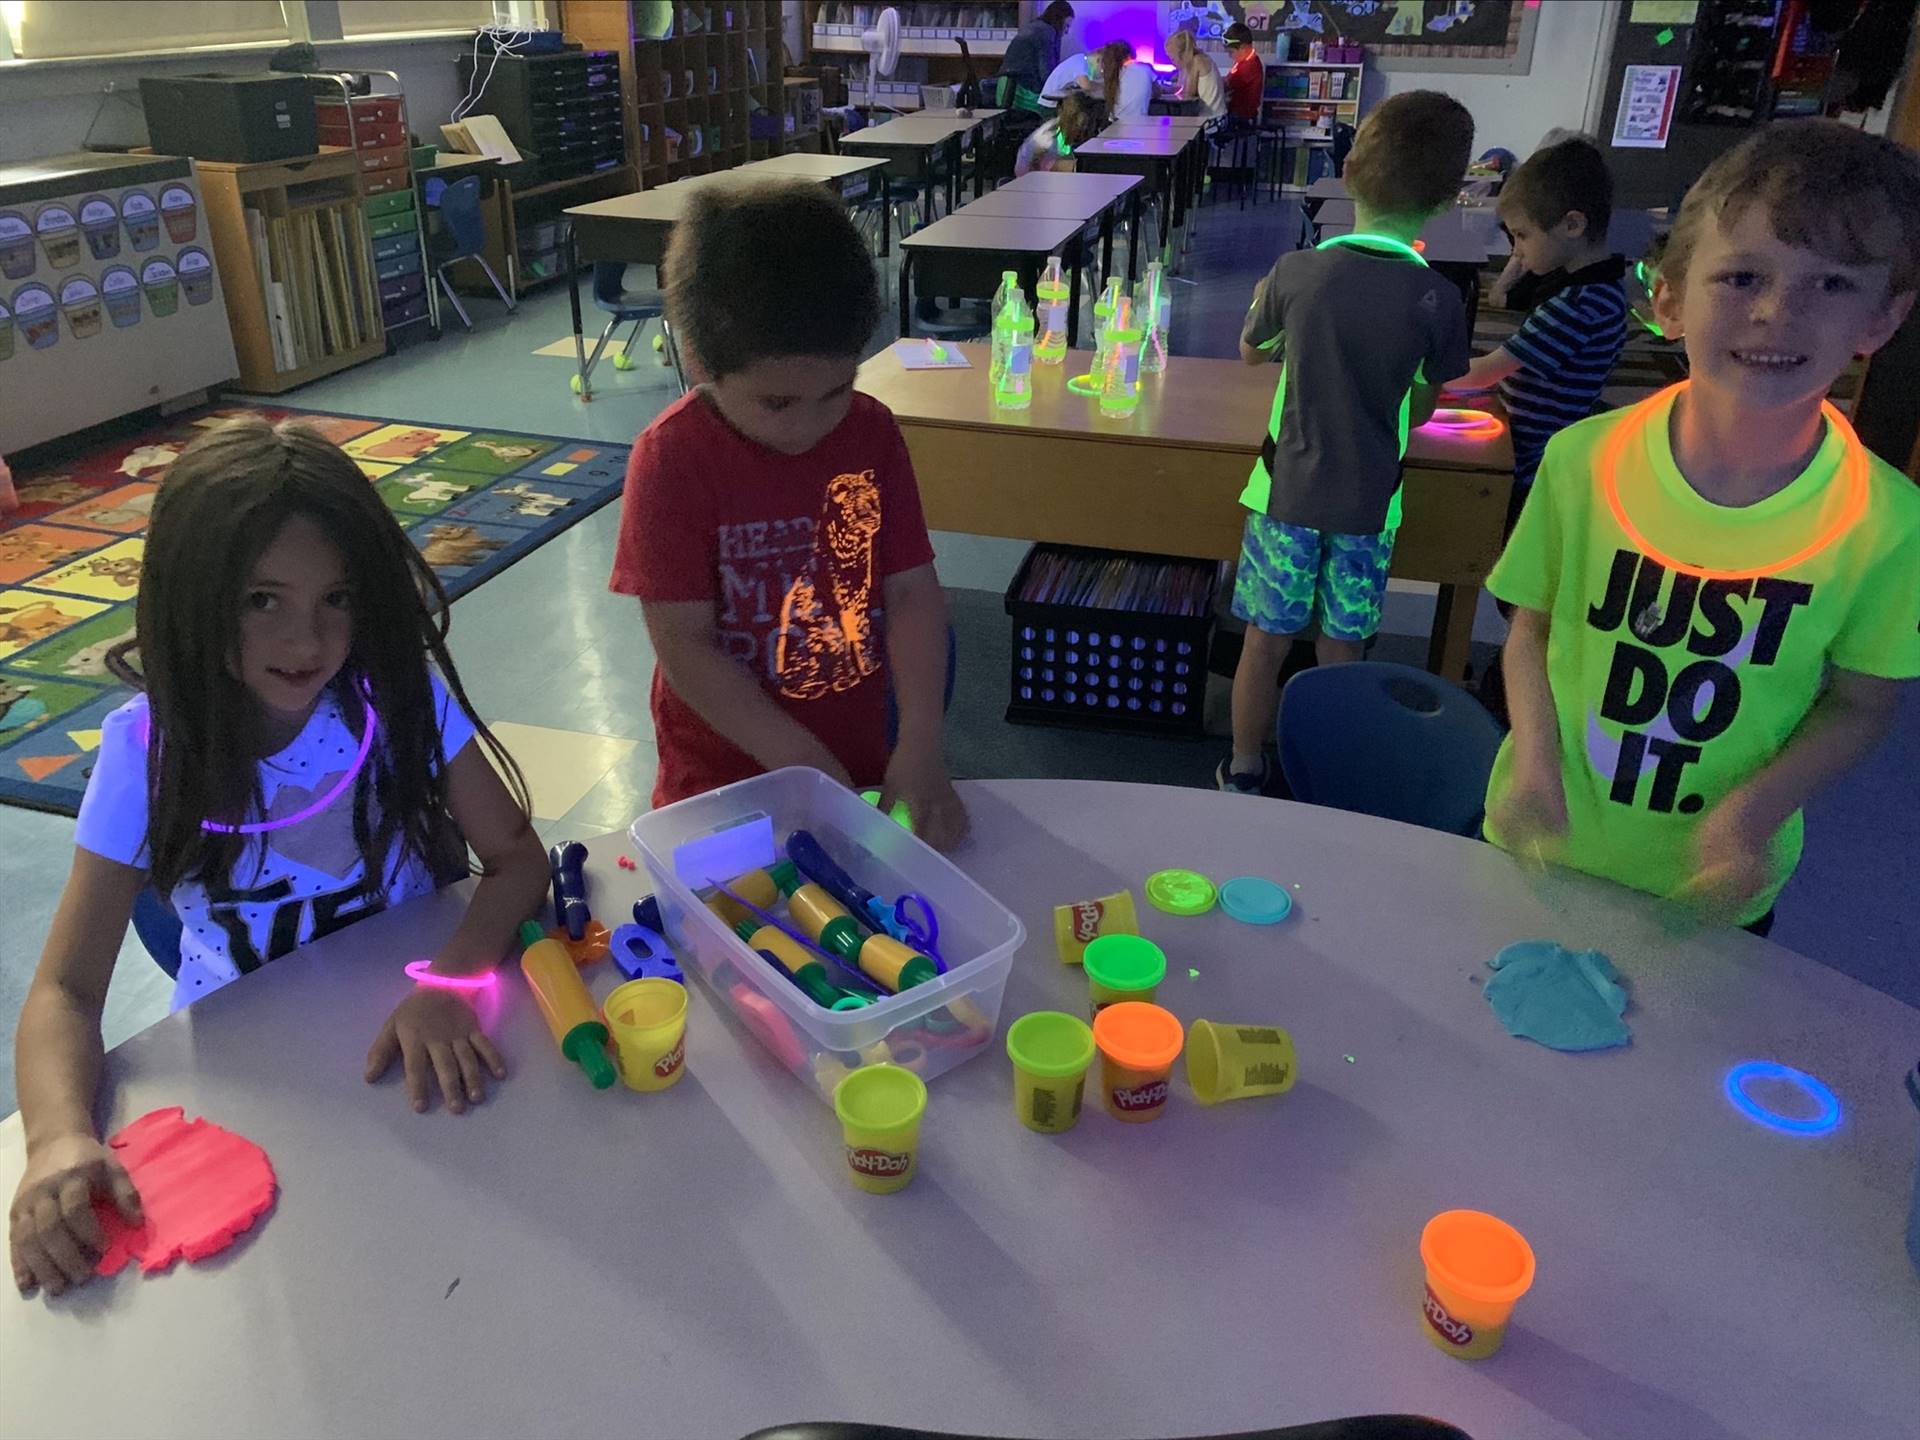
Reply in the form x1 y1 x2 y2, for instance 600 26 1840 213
1276 661 1503 838
424 174 515 329
573 261 685 396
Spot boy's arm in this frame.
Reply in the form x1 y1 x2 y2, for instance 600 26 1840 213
878 564 968 850
643 598 852 785
11 849 146 1294
1240 270 1285 364
1443 345 1524 395
1687 671 1905 916
1486 606 1568 853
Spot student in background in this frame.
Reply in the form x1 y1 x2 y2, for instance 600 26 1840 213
611 183 968 849
1041 49 1098 106
1488 127 1597 311
1445 138 1629 528
1097 40 1153 122
1017 92 1100 177
1219 92 1475 795
1222 22 1264 123
998 0 1074 115
1165 29 1226 120
1486 121 1920 934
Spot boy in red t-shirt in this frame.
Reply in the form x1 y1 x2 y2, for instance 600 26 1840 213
1222 23 1263 122
609 182 967 847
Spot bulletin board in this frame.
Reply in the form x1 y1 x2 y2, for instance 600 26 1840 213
1239 0 1525 59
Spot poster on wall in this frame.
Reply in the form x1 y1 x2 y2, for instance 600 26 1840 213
1168 0 1513 49
1612 63 1682 148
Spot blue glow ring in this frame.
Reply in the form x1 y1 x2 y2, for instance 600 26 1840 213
1724 1061 1841 1135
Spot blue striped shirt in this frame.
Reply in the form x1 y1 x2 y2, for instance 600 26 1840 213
1499 257 1629 488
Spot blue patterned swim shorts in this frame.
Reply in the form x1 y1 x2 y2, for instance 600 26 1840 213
1231 513 1397 640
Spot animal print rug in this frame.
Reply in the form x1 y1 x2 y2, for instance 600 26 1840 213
0 403 629 814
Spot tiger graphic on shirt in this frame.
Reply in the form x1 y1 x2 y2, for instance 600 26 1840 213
775 469 883 699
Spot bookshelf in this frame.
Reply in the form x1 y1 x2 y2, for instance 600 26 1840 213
195 148 384 394
804 2 1019 111
561 1 787 191
1261 59 1366 130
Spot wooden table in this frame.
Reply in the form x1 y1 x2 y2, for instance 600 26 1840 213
896 213 1090 346
7 786 1914 1440
858 342 1514 677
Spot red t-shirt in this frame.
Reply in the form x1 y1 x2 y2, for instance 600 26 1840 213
1225 50 1263 119
609 389 936 807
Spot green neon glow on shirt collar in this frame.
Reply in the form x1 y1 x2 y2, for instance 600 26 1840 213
1317 232 1428 266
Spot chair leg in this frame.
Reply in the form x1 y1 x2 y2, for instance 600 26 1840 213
661 316 689 394
475 255 517 312
435 268 472 329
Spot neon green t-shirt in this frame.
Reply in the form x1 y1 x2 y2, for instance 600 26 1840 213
1484 386 1920 923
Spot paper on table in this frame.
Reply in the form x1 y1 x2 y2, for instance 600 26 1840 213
893 338 971 370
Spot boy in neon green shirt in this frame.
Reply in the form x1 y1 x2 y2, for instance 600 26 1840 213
1485 121 1920 931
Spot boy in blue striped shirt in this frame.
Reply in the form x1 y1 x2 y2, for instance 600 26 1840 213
1446 139 1629 528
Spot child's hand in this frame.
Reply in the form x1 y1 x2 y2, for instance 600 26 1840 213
1674 794 1774 926
365 985 507 1115
1490 761 1568 868
879 746 970 851
10 1132 142 1296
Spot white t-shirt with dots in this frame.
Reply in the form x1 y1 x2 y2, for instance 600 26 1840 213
75 678 475 1010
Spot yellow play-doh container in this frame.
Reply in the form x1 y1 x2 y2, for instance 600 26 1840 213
1092 1001 1184 1124
603 978 688 1092
1419 1209 1537 1360
1083 933 1166 1016
1054 888 1139 964
833 1064 926 1194
1185 1020 1298 1104
1005 1011 1096 1133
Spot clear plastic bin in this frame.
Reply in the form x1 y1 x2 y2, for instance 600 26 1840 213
630 768 1026 1103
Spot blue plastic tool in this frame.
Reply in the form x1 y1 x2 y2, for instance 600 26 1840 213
549 841 590 942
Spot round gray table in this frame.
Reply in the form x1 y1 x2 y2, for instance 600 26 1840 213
3 781 1915 1440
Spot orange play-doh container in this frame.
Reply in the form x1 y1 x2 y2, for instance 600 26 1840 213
1418 1209 1536 1359
1091 1001 1184 1123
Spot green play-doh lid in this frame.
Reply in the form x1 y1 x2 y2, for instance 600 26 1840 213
1082 934 1167 993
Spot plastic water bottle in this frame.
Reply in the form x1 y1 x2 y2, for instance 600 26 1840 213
988 269 1019 385
1090 275 1125 374
994 294 1035 410
1134 260 1170 373
1034 256 1071 365
1099 295 1142 418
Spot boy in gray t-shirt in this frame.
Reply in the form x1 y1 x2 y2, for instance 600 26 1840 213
1220 91 1475 795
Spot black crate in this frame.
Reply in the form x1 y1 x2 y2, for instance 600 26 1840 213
1003 544 1219 737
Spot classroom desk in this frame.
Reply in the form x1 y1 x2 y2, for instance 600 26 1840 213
733 151 891 208
896 213 1089 346
949 183 1134 289
5 784 1914 1440
839 110 1004 219
558 156 895 397
997 170 1145 282
1073 131 1193 265
857 342 1513 678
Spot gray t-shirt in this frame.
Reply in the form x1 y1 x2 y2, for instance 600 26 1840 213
1240 243 1469 535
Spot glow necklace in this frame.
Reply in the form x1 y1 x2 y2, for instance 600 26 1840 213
1598 382 1869 582
202 684 379 835
1317 231 1429 266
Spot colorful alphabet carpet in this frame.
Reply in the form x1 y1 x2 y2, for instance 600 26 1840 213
0 403 630 814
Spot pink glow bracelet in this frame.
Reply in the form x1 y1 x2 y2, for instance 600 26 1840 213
403 960 499 992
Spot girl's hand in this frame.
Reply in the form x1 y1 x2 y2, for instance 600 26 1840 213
365 985 506 1115
10 1132 141 1296
879 745 970 852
